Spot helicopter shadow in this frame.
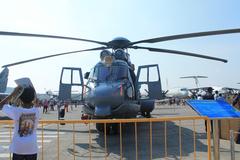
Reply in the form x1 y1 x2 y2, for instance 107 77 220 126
74 121 209 159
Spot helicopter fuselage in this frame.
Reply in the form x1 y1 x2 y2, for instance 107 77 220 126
83 59 140 119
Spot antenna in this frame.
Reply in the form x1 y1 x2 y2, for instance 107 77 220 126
166 78 169 90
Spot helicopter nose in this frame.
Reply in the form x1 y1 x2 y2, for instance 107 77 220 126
90 83 124 107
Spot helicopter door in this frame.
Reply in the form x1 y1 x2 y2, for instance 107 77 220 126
136 64 163 100
58 67 84 102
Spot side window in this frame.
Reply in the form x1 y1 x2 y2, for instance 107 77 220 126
149 66 159 82
85 68 96 93
138 68 147 82
72 70 82 84
61 69 71 84
88 68 96 82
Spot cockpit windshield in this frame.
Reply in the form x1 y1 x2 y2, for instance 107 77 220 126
94 65 128 82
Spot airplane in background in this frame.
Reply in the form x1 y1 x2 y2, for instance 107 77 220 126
180 75 208 88
0 68 9 93
164 87 191 99
163 75 208 99
0 68 10 99
0 68 57 101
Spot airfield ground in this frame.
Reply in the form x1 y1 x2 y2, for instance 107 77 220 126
0 103 240 159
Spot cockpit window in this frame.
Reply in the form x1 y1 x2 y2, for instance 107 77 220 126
94 65 128 82
88 68 96 81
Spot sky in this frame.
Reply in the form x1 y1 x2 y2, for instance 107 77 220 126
0 0 240 93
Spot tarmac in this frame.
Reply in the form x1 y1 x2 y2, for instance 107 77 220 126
0 103 240 160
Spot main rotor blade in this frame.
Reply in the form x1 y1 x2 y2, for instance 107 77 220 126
2 47 107 68
130 46 227 63
0 31 108 46
130 28 240 45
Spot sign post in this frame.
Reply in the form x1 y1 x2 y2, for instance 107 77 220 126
187 100 240 160
213 119 220 160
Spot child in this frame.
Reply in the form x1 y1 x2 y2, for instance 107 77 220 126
0 86 41 160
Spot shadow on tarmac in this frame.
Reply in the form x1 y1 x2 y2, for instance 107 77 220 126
73 121 209 159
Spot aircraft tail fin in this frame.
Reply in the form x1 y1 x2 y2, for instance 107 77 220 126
0 67 9 93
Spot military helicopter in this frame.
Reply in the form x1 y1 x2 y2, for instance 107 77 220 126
1 28 240 133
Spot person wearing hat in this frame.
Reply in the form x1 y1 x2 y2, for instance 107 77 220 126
203 87 214 100
100 49 112 61
0 85 41 160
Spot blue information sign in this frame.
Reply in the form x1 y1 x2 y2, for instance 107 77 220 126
187 100 240 119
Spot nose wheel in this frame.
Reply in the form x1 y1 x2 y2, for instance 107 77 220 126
141 111 151 118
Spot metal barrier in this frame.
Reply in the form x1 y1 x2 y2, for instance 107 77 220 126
0 116 211 160
230 130 240 160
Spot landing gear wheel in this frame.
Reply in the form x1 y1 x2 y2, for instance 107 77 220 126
141 112 151 118
146 112 151 118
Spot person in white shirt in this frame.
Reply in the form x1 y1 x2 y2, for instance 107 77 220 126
0 86 41 160
214 90 219 100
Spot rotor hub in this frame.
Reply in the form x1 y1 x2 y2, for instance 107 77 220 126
108 37 131 50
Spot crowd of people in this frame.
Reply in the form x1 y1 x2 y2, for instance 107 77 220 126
164 87 240 110
34 98 78 115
